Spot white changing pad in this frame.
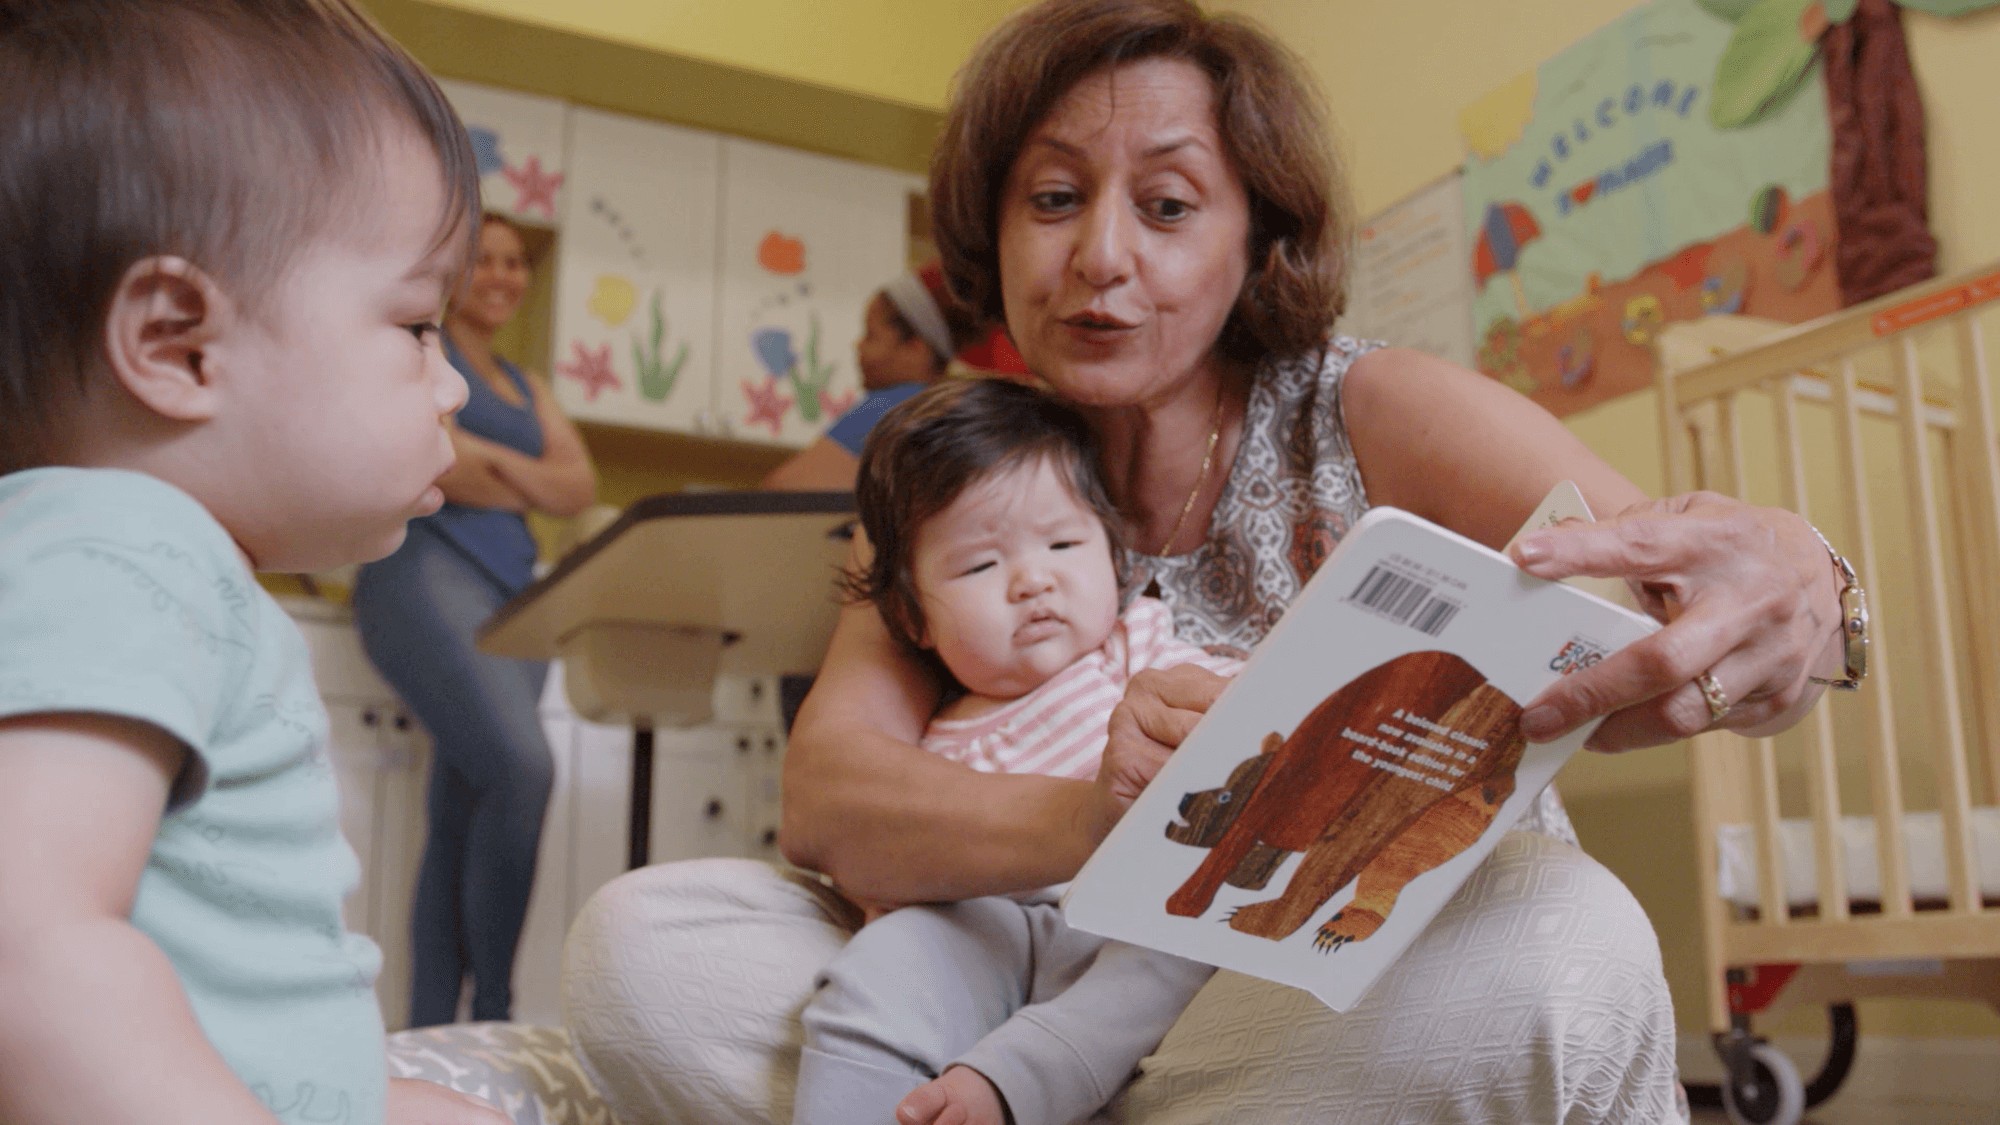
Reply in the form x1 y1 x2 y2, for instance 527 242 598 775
1717 807 2000 908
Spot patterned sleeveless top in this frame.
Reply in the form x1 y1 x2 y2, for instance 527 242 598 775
1122 336 1578 844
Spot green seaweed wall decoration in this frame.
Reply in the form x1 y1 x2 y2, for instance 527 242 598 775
785 312 839 423
632 290 689 404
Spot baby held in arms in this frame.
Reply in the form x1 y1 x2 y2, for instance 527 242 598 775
792 378 1238 1125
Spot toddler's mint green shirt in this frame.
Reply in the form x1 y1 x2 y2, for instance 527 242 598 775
0 468 386 1124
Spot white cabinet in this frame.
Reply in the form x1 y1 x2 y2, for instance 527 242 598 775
288 599 792 1030
551 108 723 434
647 729 749 864
712 138 921 447
442 76 921 445
710 674 789 865
742 727 788 863
293 601 430 1030
436 79 569 228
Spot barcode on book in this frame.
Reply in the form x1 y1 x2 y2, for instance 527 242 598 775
1348 565 1462 637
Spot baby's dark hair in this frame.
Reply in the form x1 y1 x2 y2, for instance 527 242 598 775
0 0 480 472
845 377 1126 656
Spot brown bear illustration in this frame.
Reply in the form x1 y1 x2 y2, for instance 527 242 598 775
1164 732 1288 891
1163 650 1525 945
1310 776 1512 950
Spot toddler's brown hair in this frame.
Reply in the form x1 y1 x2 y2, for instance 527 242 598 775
0 0 479 471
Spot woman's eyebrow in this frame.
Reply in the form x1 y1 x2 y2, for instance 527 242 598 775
1025 135 1087 160
1026 134 1208 162
1141 136 1203 160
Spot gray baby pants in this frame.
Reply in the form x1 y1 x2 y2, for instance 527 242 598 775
793 893 1213 1125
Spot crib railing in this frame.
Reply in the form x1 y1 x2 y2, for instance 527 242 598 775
1655 261 2000 1031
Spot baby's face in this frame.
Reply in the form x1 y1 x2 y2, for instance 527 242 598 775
204 125 468 571
911 454 1121 700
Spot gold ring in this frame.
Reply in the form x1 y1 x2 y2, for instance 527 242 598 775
1696 671 1731 724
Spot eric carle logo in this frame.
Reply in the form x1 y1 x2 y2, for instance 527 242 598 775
1550 636 1610 677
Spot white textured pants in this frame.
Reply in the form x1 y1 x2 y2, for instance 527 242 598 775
562 832 1683 1125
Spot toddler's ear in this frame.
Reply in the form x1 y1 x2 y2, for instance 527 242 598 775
101 257 228 423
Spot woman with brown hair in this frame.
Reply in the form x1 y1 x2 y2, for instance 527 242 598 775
564 2 1858 1120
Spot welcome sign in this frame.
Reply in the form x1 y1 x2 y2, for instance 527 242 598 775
1460 0 1841 416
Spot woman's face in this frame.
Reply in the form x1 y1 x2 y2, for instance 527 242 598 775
854 294 939 391
450 219 531 335
997 58 1251 410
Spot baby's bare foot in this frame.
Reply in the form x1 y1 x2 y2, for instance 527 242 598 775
894 1064 1006 1125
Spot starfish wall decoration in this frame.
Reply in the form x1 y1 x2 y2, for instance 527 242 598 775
503 155 564 219
557 340 621 402
818 387 858 419
741 376 793 435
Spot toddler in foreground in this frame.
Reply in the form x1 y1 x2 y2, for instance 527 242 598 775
0 2 506 1122
792 378 1237 1125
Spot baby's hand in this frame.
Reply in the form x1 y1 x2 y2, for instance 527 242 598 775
1090 664 1230 839
385 1077 510 1125
895 1064 1007 1125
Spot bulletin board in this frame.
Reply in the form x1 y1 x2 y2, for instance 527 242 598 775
1460 0 1840 417
1337 174 1477 372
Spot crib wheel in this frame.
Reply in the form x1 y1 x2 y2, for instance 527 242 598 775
1721 1041 1804 1125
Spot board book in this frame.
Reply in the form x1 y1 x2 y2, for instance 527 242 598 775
1061 488 1656 1011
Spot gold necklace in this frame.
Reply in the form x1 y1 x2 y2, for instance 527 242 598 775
1157 385 1226 555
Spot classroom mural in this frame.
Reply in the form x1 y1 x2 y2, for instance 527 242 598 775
716 138 918 446
1460 0 1844 416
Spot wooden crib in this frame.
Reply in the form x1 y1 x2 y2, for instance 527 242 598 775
1652 262 2000 1125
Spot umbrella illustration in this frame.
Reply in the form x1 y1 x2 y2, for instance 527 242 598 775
1473 201 1542 319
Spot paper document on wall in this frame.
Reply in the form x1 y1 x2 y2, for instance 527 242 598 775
1338 174 1477 370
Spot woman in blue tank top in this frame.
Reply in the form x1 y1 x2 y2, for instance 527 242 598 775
353 214 596 1026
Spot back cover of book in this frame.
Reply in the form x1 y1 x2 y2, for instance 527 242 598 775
1062 504 1655 1011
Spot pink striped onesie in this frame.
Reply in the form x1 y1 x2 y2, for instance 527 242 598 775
919 595 1240 781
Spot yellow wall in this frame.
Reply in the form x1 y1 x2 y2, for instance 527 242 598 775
423 0 1023 111
367 0 957 175
1217 0 2000 1039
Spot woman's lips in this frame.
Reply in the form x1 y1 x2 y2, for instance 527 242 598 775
1060 314 1137 349
1061 310 1138 331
